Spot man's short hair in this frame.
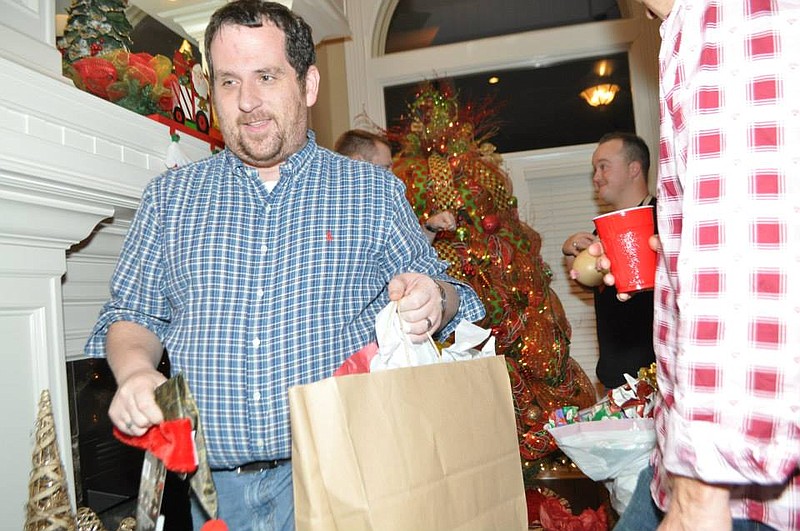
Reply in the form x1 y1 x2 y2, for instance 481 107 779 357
598 132 650 181
334 129 390 160
204 0 316 85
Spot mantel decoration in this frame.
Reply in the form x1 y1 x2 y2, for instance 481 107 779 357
58 0 133 62
59 0 222 150
64 49 176 116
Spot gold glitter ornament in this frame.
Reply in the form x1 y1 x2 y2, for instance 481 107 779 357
25 390 77 531
76 507 106 531
116 517 136 531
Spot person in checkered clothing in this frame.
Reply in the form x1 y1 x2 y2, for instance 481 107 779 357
609 1 800 530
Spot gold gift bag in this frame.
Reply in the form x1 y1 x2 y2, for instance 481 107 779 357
289 355 526 531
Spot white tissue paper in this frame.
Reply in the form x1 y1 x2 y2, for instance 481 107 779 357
369 301 495 372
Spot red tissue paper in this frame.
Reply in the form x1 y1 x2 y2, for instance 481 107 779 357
526 489 608 531
333 341 379 376
113 417 197 474
200 519 228 531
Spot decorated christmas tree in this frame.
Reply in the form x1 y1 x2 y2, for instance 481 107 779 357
389 82 597 478
58 0 133 62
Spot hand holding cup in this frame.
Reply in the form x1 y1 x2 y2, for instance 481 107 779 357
592 206 657 295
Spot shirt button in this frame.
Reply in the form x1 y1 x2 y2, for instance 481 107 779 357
253 391 261 401
261 245 268 254
253 337 261 347
265 205 272 214
256 289 264 298
255 439 264 448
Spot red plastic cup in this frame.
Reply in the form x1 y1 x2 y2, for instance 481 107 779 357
593 205 656 294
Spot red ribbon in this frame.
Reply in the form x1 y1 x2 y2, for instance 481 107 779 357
113 417 197 474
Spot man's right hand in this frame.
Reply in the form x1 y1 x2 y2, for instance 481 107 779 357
109 368 167 436
106 321 167 435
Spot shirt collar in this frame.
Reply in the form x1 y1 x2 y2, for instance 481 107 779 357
222 130 319 182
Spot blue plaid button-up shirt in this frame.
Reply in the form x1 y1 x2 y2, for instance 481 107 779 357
85 132 484 468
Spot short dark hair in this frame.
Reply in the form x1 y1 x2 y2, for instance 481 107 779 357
334 129 390 159
598 132 650 181
204 0 316 84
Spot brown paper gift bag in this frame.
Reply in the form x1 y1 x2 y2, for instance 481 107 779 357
289 355 527 531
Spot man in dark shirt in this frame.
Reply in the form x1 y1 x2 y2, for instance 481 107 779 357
562 132 656 389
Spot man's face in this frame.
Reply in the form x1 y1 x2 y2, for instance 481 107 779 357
370 142 393 170
210 21 319 169
591 139 634 208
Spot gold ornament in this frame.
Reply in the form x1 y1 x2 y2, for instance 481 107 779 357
116 517 136 531
76 507 106 531
25 390 77 531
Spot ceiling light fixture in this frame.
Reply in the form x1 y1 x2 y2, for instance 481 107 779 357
580 59 619 107
488 76 499 84
580 83 620 106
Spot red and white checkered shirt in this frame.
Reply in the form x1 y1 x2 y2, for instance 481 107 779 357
651 1 800 529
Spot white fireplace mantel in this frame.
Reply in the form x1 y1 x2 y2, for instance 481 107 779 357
0 51 213 529
0 0 353 522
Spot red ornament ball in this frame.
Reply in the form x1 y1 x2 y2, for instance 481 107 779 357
481 214 501 234
524 405 543 426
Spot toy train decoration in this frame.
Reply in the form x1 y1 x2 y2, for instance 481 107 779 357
171 45 213 135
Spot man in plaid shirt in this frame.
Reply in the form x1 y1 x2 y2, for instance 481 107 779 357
84 1 484 529
611 1 800 529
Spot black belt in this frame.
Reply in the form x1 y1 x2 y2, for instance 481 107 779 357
213 459 290 474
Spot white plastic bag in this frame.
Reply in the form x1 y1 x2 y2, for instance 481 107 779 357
547 418 654 514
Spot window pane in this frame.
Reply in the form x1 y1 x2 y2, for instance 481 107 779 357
384 52 635 153
386 0 620 54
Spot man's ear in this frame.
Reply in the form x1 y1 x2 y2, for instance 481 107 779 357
628 159 643 181
304 65 320 107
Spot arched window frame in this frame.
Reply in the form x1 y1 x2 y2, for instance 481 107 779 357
342 0 660 154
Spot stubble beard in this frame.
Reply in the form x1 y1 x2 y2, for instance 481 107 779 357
220 108 308 169
220 115 284 168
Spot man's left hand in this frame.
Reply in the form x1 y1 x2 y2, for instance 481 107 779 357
388 273 443 343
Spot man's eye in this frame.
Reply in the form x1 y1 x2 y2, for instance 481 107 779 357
260 74 275 82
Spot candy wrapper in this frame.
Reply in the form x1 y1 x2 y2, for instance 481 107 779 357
545 370 658 514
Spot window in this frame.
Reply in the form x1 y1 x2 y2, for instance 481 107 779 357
385 0 621 53
384 52 635 153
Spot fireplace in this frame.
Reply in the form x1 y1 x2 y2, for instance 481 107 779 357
66 354 192 529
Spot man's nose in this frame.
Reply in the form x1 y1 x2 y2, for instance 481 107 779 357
238 81 262 112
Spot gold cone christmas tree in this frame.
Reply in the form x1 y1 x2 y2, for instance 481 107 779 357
389 82 596 477
25 390 77 531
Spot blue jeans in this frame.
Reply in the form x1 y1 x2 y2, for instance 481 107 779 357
614 464 778 531
190 462 294 531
